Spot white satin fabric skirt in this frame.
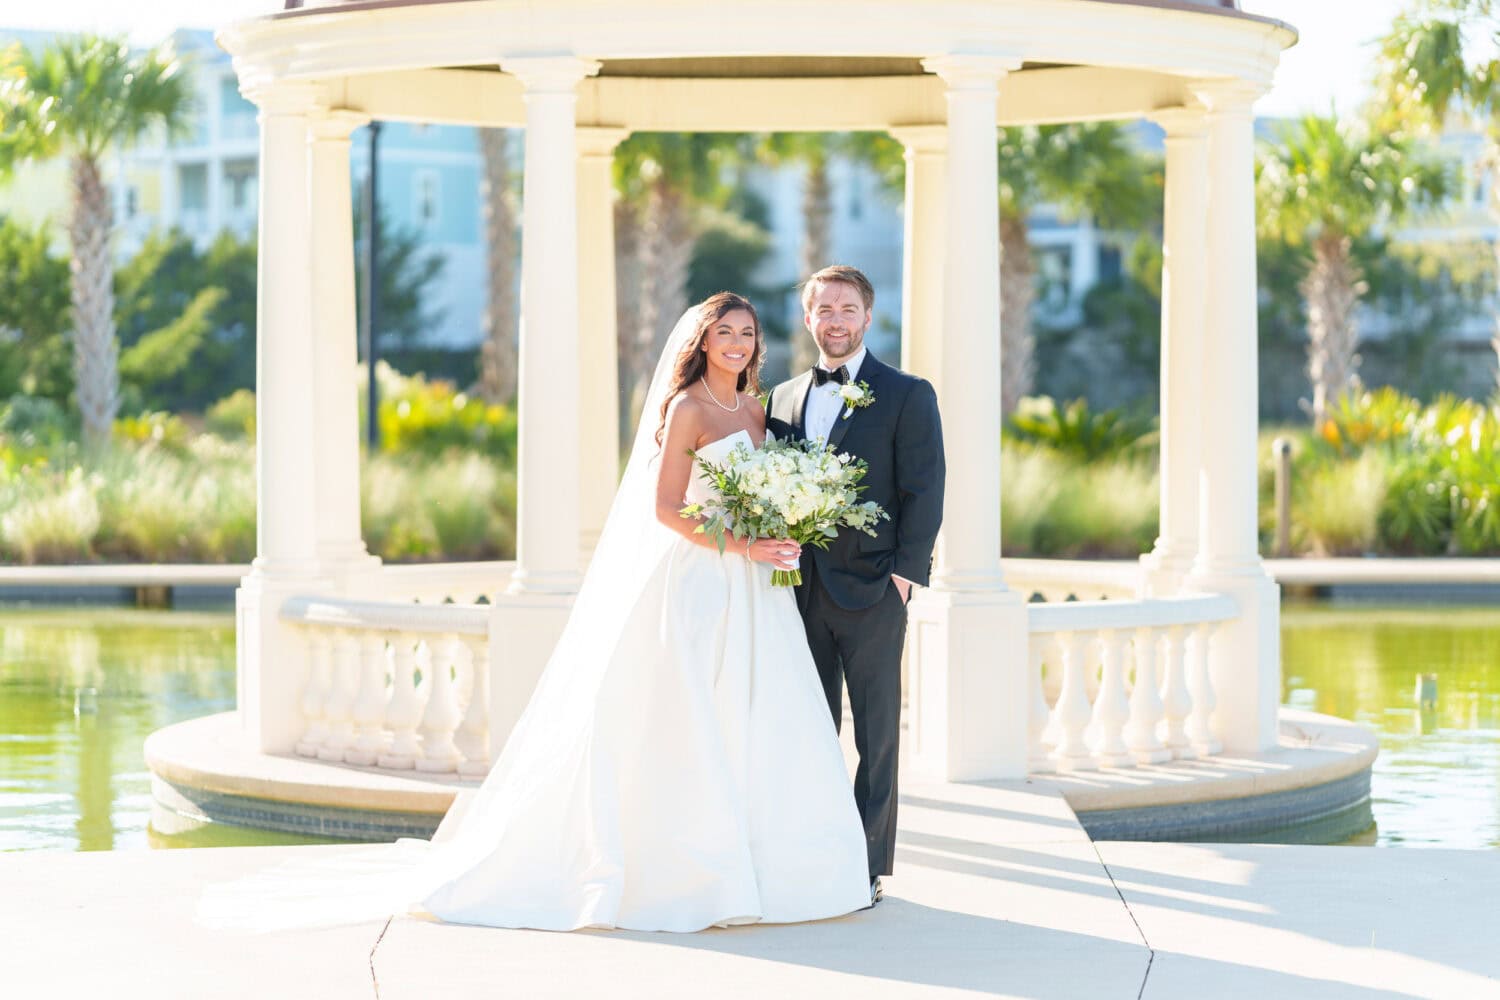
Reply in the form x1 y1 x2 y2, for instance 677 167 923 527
199 536 870 933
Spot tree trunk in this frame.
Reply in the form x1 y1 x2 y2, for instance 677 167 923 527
999 212 1035 416
477 128 519 404
1301 232 1365 429
68 154 119 447
616 181 692 443
791 157 832 373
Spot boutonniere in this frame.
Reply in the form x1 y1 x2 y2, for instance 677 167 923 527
837 381 874 419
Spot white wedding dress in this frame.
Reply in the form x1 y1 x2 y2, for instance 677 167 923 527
199 314 870 934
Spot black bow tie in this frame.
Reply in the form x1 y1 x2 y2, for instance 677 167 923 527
813 365 850 386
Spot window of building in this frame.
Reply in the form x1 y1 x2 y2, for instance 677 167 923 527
1097 246 1123 284
1035 247 1073 316
414 170 441 228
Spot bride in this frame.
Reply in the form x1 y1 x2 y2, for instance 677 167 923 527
200 292 871 933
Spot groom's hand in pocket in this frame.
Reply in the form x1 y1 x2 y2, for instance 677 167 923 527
892 575 912 606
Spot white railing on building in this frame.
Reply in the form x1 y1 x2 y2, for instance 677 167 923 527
1026 592 1237 773
280 594 492 777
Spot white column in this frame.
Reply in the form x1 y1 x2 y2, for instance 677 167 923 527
486 57 601 761
1188 79 1281 754
890 125 947 393
237 81 333 753
249 83 323 580
906 55 1030 782
308 110 380 582
576 126 629 562
1142 108 1210 597
923 55 1017 593
504 56 600 595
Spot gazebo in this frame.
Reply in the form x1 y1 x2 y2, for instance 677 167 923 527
210 0 1296 789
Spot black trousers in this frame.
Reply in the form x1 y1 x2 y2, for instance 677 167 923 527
796 558 907 879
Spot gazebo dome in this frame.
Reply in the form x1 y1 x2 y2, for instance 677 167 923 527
222 0 1295 133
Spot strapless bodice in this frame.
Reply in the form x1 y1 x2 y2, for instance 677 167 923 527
685 429 756 506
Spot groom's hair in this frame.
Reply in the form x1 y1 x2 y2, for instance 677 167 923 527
800 265 874 314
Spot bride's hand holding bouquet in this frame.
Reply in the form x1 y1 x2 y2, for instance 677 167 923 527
683 438 889 587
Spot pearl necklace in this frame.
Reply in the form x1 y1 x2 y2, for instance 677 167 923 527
701 377 741 412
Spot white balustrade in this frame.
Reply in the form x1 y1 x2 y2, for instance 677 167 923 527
379 633 422 769
416 636 466 773
281 595 491 776
347 632 388 766
1123 626 1171 764
294 630 333 758
1158 625 1193 758
1186 621 1223 756
318 630 359 762
455 635 492 777
1029 593 1236 772
1088 630 1133 766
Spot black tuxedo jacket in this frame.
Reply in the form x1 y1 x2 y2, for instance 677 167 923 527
765 352 945 610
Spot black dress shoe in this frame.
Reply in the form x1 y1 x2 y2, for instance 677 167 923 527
869 877 883 906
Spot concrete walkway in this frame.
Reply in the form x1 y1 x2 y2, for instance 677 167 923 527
8 778 1498 999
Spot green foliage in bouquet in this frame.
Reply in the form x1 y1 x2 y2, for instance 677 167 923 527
682 437 887 586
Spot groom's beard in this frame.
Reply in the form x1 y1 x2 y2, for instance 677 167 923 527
818 328 862 359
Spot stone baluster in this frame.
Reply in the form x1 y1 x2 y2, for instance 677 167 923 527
1186 622 1223 755
1027 639 1053 772
1089 630 1133 766
379 632 422 770
456 635 492 777
1124 626 1171 764
416 636 464 772
317 629 359 761
1159 625 1194 759
1048 630 1095 771
346 632 389 765
294 630 333 757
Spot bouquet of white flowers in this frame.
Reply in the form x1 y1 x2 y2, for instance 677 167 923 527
681 437 889 587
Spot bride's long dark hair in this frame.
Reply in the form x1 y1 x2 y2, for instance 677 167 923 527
656 292 764 444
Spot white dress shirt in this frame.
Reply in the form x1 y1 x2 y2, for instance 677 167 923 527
803 347 867 445
803 348 913 596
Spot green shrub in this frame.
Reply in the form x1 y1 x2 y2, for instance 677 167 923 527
205 389 256 440
1000 443 1157 558
0 466 101 563
1004 396 1156 463
372 365 517 459
1295 449 1390 556
113 411 194 454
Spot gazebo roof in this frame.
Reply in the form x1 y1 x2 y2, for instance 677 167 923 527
220 0 1296 130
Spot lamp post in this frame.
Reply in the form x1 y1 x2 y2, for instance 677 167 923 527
361 120 382 450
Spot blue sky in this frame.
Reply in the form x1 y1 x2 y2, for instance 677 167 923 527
3 0 1409 119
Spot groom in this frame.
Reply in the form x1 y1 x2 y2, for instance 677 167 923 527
765 265 945 904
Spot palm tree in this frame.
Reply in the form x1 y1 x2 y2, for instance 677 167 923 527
757 132 903 374
1378 1 1500 390
995 122 1156 414
0 36 191 446
1256 113 1451 428
612 133 749 439
476 127 519 404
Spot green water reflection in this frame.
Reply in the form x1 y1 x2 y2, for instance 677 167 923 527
0 607 343 852
2 604 1497 851
1281 604 1500 849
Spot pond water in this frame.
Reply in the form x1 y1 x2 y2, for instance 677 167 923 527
1 603 1497 852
